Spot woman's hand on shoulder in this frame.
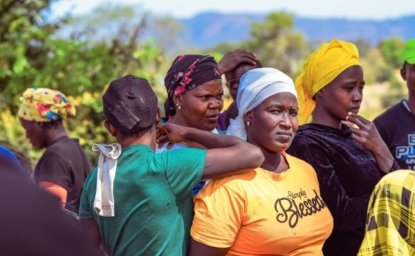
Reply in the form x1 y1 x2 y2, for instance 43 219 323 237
156 123 189 149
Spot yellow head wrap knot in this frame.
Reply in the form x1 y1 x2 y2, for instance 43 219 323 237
18 88 76 122
295 39 360 124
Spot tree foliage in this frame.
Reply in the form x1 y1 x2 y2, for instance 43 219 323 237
0 1 168 164
0 0 56 101
360 48 393 84
244 12 309 77
0 4 409 164
379 38 405 69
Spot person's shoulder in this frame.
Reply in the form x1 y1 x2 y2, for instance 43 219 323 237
291 124 328 146
201 168 257 191
48 136 73 148
285 153 315 171
379 169 415 186
294 124 321 137
80 167 97 186
154 146 206 174
85 166 98 179
284 153 320 182
374 101 405 122
41 140 85 167
38 147 64 164
161 145 206 156
155 142 188 153
43 137 80 158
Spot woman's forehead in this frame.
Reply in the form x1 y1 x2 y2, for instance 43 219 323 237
259 93 298 107
186 80 223 93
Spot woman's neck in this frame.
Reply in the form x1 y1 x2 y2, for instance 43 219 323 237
311 108 341 129
117 127 156 149
258 148 288 173
167 114 186 126
45 126 68 147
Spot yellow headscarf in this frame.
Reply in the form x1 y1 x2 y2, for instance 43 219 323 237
18 88 76 122
295 39 360 124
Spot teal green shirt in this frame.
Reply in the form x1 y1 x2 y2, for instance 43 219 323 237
79 144 206 256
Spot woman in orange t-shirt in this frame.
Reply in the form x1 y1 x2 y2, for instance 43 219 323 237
189 68 333 256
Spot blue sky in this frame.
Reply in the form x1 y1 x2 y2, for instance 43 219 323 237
52 0 415 20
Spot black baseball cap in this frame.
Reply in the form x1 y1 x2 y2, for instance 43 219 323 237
103 74 158 134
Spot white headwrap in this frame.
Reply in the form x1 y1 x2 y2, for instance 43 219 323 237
227 67 297 140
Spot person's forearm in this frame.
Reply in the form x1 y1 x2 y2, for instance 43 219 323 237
39 181 67 208
371 145 396 173
183 127 240 149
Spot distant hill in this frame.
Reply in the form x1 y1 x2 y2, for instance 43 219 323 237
179 12 415 48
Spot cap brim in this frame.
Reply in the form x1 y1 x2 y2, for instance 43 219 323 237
407 57 415 65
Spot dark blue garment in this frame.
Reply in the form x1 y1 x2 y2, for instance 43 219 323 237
287 124 399 256
374 100 415 170
0 145 26 178
192 180 207 196
0 145 20 166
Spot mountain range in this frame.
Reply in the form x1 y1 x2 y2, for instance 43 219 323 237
178 12 415 48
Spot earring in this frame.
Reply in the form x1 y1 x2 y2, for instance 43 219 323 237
246 121 251 126
176 104 182 111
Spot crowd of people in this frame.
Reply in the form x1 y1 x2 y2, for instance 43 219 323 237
1 38 414 256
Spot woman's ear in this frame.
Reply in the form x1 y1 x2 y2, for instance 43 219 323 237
313 89 325 102
173 94 184 111
243 111 253 126
104 120 117 136
173 95 183 105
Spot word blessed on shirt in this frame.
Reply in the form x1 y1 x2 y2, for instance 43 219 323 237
274 189 326 228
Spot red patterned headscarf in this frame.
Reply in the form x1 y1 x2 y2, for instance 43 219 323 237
164 54 221 117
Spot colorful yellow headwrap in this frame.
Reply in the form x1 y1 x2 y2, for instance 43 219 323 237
18 88 76 122
295 39 361 124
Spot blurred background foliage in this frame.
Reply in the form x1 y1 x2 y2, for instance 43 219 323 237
0 0 408 167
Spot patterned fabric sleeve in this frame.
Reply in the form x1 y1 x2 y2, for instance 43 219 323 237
358 170 415 256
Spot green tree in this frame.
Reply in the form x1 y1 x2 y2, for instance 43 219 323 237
353 38 371 58
0 0 56 103
244 12 308 77
381 75 406 108
0 2 168 164
379 38 405 69
361 48 393 84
